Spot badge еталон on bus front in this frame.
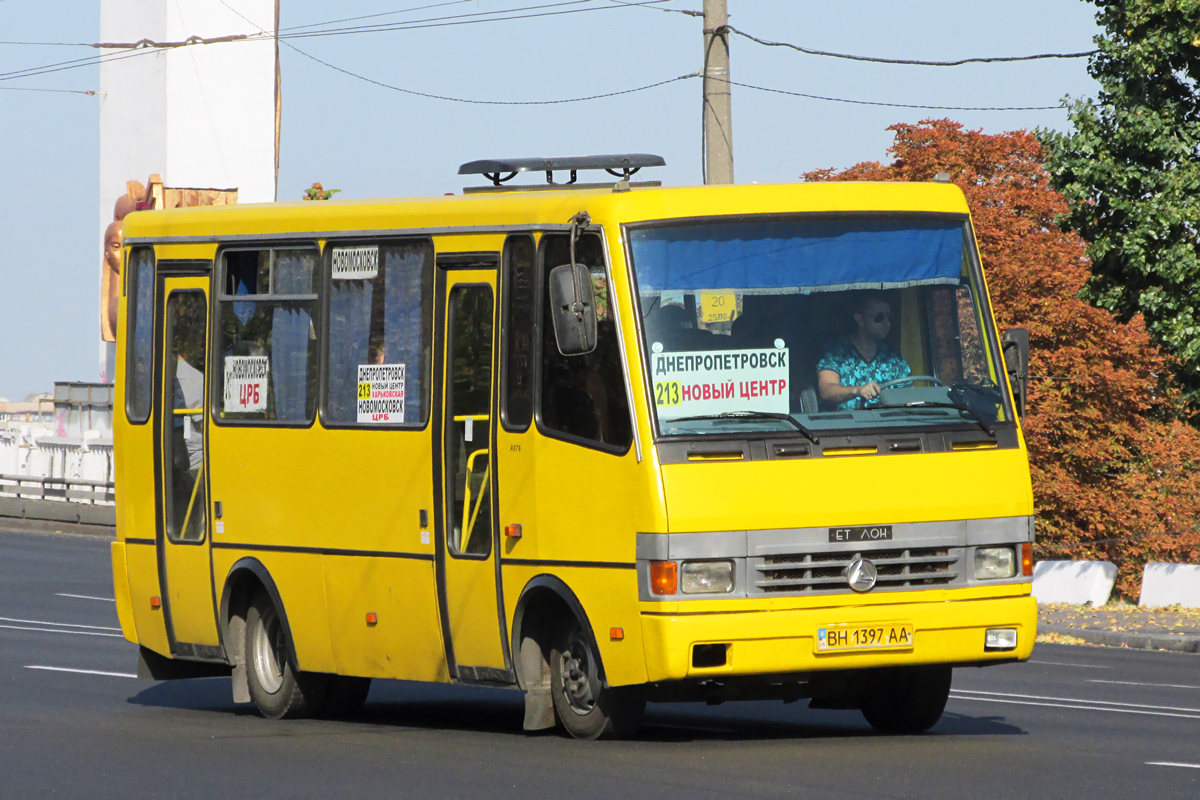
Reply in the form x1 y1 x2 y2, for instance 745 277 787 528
829 525 894 542
651 344 789 420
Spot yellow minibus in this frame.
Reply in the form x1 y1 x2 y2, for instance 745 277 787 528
112 156 1036 739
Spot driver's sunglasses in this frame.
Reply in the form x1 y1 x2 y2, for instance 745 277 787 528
872 311 894 323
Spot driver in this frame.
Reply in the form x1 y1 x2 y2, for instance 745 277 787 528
817 292 911 410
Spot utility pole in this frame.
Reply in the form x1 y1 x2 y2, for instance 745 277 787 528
703 0 734 184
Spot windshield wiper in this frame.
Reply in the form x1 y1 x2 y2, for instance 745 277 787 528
665 411 820 444
868 401 996 438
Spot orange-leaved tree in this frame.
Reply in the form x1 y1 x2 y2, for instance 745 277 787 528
805 120 1200 599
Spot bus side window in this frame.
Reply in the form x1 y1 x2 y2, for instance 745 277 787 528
125 247 155 424
501 234 536 431
538 233 632 451
325 239 433 426
215 247 320 424
928 284 988 385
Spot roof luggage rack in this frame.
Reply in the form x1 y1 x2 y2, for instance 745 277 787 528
458 154 665 193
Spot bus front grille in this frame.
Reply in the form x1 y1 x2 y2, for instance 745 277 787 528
753 547 961 594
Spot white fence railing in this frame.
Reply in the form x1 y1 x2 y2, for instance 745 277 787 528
0 474 115 506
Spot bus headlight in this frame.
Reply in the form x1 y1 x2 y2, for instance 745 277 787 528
681 560 734 594
986 628 1018 650
974 547 1017 580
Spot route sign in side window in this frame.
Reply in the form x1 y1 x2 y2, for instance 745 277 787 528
325 240 434 426
215 248 319 424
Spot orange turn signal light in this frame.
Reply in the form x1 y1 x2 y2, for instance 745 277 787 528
650 561 678 596
1021 543 1033 577
366 612 378 626
505 523 523 539
150 596 161 610
610 627 625 641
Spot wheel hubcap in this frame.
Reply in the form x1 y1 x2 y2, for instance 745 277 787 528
252 605 285 695
558 628 600 715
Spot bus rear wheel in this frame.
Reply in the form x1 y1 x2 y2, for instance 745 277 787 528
860 665 952 734
245 590 327 719
549 619 645 740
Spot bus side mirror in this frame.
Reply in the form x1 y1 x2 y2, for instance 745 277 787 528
548 263 597 355
1002 327 1029 421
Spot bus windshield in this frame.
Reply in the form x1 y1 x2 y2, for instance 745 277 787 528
628 216 1013 438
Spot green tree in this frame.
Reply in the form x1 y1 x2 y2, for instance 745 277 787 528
1041 0 1200 406
303 182 340 201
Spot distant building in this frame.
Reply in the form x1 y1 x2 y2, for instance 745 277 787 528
0 384 113 488
0 393 54 426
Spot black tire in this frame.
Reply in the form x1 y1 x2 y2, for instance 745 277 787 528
318 676 372 719
860 665 952 734
549 619 645 740
244 589 327 719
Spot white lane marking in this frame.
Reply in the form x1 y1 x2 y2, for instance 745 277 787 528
949 694 1200 721
1029 660 1113 669
1088 679 1200 690
953 688 1200 714
26 665 137 679
0 615 120 631
56 593 116 602
0 623 124 638
1146 762 1200 770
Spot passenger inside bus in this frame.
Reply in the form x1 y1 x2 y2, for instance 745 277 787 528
817 291 912 410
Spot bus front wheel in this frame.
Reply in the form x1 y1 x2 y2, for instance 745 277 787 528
860 665 952 734
245 589 327 719
549 619 645 740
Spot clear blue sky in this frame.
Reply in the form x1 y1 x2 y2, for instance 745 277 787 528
0 0 1101 400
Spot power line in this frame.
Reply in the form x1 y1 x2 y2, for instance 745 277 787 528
0 0 668 81
288 40 698 104
1 0 669 48
0 0 541 44
279 0 481 33
286 38 1059 112
602 0 700 16
726 25 1098 66
722 77 1062 112
228 0 692 107
277 0 670 41
0 85 96 95
281 0 597 38
0 45 160 82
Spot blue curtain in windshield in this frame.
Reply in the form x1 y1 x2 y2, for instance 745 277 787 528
629 218 964 293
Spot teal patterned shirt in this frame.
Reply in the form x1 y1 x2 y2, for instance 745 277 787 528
816 338 911 410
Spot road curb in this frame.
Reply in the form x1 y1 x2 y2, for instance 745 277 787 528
0 516 117 540
1040 624 1200 654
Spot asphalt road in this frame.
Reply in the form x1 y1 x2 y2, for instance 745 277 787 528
2 527 1198 799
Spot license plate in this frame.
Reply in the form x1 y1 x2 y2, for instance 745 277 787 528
816 622 914 652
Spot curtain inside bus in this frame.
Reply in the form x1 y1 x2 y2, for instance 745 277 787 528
629 218 963 294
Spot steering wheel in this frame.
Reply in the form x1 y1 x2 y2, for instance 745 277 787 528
875 375 945 391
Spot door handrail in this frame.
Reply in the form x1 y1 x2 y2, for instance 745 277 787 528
461 449 490 552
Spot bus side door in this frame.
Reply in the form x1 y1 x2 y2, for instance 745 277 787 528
435 262 510 681
155 273 220 654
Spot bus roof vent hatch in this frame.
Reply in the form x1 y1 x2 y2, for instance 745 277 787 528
458 154 665 194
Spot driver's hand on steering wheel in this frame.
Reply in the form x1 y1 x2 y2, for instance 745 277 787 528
857 381 881 401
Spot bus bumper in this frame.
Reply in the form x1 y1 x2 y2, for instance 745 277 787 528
110 541 138 645
639 593 1036 682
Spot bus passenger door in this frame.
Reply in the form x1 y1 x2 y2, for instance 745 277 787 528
155 274 220 654
436 268 510 681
